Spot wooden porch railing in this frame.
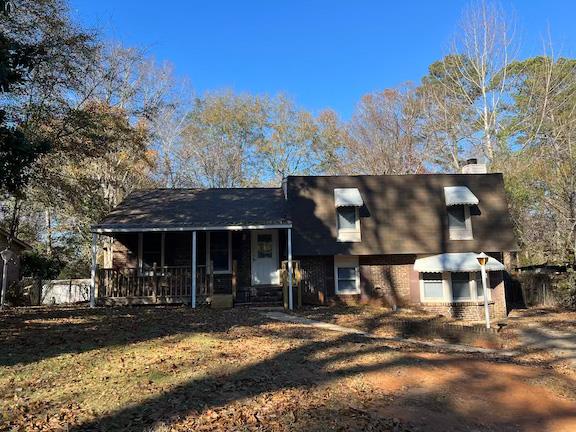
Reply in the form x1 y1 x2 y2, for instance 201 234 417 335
97 265 210 304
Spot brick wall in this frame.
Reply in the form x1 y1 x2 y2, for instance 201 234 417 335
112 234 138 269
358 255 416 306
297 255 334 304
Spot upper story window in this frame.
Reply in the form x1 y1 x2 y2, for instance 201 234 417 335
444 186 478 241
334 188 363 242
447 205 473 240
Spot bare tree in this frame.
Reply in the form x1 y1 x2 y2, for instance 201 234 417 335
444 0 516 163
337 85 428 175
418 57 478 171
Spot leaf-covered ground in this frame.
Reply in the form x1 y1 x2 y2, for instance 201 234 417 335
1 306 576 431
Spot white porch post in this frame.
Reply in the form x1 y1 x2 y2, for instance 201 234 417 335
191 231 197 308
1 248 14 310
287 228 293 311
90 233 97 308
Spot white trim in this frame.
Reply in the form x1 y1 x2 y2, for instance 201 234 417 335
334 256 360 295
336 207 361 242
448 205 473 240
288 228 293 310
137 233 143 273
191 231 197 308
419 271 491 303
90 233 97 308
91 224 292 233
419 272 448 301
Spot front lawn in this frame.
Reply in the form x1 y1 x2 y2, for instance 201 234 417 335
1 306 576 431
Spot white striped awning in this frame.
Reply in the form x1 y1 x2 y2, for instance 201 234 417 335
444 186 479 206
414 253 505 273
334 188 363 207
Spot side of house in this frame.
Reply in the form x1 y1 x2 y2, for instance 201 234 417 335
287 171 517 319
93 163 518 320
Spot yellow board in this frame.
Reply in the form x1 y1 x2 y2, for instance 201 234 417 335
211 294 233 309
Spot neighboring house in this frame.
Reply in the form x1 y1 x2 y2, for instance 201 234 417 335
92 160 518 320
0 228 32 292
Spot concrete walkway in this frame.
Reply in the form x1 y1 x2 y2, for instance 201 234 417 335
519 325 576 366
262 311 518 357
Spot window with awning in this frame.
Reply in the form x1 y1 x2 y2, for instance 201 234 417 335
415 253 501 303
414 253 505 273
334 188 363 207
444 186 478 240
334 188 363 242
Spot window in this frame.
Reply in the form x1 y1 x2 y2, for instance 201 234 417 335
336 207 361 242
209 231 231 273
451 272 472 300
141 233 162 270
474 272 490 299
256 234 273 258
420 271 491 302
422 273 444 299
334 256 360 294
448 205 473 240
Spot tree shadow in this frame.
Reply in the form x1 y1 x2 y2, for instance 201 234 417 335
56 311 576 431
0 305 265 367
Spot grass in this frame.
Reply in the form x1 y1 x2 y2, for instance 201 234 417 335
1 305 576 431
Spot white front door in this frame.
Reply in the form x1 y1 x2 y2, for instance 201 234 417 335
251 230 279 285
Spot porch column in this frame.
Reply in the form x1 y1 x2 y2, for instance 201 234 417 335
191 231 197 308
90 233 97 308
287 228 293 310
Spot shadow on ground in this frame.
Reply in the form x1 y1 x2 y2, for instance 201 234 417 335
1 305 576 432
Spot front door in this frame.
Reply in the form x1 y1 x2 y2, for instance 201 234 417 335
251 230 279 285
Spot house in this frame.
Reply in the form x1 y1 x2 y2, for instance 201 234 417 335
91 161 518 320
0 228 32 294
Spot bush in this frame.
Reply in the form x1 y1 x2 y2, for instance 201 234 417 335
20 250 64 280
518 270 576 310
553 271 576 309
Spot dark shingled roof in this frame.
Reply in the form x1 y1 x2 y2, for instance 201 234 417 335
93 188 289 230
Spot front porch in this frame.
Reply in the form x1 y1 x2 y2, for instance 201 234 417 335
91 227 296 308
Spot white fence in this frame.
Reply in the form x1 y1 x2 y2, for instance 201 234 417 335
41 279 90 305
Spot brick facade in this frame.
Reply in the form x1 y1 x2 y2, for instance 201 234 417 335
297 255 334 304
296 253 508 321
358 255 416 306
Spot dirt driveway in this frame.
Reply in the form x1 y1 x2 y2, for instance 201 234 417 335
1 306 575 431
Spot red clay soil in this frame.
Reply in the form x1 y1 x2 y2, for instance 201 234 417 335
369 352 576 432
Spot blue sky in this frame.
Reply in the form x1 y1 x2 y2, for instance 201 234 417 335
70 0 575 119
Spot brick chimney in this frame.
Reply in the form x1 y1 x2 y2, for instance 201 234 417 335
461 158 487 174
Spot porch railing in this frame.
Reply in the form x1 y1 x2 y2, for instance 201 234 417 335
97 265 209 303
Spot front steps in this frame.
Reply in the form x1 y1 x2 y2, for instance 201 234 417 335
235 285 283 306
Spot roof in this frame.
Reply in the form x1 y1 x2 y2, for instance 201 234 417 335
414 253 505 273
334 188 364 207
0 228 32 251
287 173 518 256
92 188 289 231
444 186 479 206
